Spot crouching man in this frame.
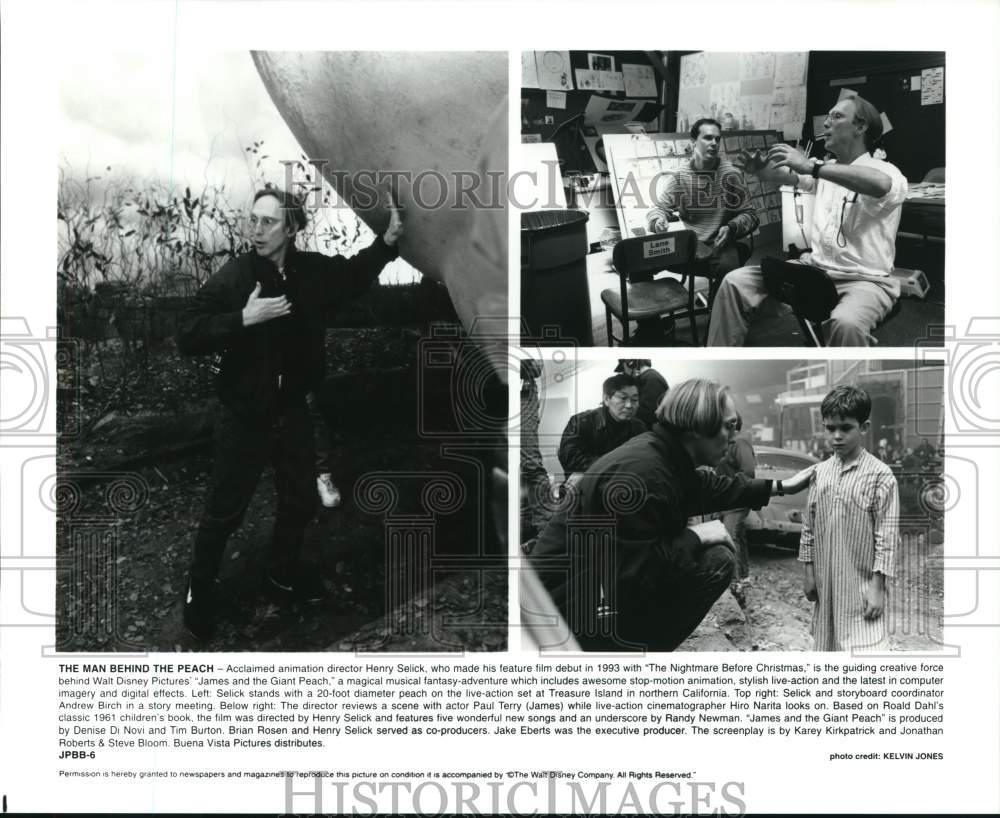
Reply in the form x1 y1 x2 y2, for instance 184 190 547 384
531 378 813 651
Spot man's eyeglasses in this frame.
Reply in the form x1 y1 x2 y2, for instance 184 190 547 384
612 393 638 405
247 215 280 231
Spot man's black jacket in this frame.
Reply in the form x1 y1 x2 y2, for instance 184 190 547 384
635 368 669 429
533 423 772 638
176 238 397 413
557 406 646 479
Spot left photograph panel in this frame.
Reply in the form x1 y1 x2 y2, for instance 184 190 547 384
56 51 509 652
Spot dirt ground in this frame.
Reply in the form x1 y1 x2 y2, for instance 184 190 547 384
56 439 507 653
56 325 507 654
681 528 944 652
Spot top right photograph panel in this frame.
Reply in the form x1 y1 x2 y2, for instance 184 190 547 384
519 51 945 348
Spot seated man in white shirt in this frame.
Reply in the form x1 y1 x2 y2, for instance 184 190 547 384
707 95 907 347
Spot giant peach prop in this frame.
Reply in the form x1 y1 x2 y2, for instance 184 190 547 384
251 51 508 338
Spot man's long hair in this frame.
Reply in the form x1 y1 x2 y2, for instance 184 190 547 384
253 187 308 234
656 378 730 437
845 95 883 153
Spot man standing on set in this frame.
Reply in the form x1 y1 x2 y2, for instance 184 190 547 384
708 95 907 347
176 187 403 640
614 359 669 430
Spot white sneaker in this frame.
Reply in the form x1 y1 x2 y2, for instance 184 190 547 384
317 473 342 508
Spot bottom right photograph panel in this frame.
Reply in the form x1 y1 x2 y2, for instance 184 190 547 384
520 357 945 654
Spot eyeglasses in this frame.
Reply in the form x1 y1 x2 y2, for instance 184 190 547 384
836 192 860 248
612 393 638 405
247 214 280 231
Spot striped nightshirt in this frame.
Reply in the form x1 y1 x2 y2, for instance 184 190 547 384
799 447 899 652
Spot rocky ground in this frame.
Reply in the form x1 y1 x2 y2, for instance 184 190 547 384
680 527 944 652
56 426 507 654
56 324 507 654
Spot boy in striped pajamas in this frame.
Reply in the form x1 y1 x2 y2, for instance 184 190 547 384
799 386 899 651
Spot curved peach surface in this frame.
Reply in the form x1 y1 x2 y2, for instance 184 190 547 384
252 51 508 331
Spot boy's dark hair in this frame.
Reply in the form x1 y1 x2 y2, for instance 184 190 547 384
603 373 638 398
821 385 872 424
253 187 308 233
690 118 722 141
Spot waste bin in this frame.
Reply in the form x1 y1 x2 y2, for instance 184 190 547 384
520 209 592 346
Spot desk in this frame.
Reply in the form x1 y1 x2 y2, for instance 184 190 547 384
900 182 945 239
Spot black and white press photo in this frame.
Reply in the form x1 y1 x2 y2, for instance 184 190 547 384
55 50 509 652
520 358 946 653
4 0 1000 814
519 50 945 348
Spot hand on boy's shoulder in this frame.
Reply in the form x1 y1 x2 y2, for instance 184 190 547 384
783 463 817 494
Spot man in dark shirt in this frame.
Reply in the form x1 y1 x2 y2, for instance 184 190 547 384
914 437 937 466
614 359 669 430
176 188 403 640
557 374 647 490
532 378 813 652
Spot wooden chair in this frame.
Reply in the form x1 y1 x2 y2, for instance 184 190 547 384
761 257 839 346
600 230 701 346
761 256 901 346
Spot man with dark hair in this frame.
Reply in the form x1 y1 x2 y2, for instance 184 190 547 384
532 378 814 652
614 359 669 429
176 187 403 640
557 374 646 489
252 187 308 233
646 117 759 279
709 95 907 347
